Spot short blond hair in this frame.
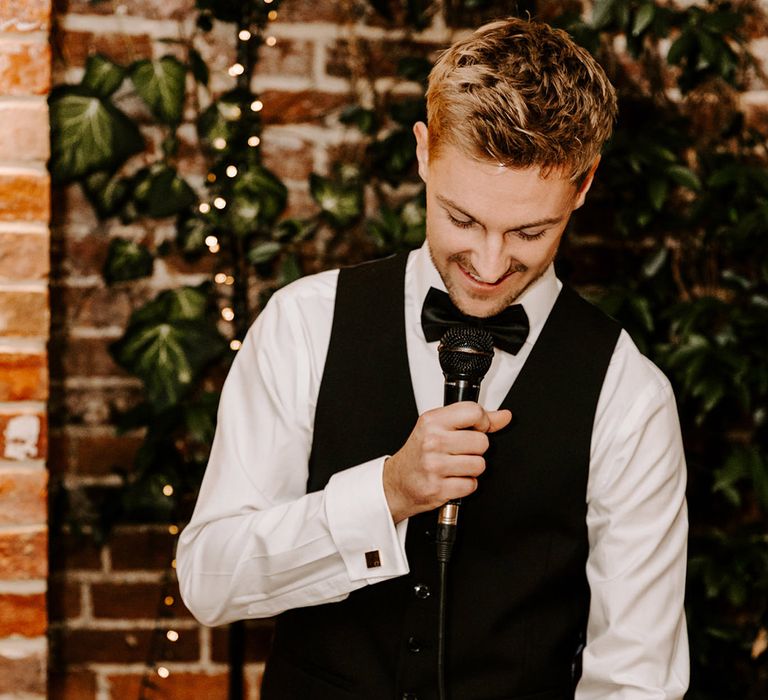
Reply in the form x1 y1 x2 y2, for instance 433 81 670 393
426 17 617 182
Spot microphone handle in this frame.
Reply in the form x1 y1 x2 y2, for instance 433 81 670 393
437 375 482 563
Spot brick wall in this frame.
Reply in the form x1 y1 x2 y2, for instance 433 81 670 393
45 1 768 699
0 1 52 698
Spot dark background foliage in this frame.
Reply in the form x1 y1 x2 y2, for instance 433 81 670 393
50 0 768 697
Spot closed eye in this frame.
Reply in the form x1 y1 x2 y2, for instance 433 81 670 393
515 230 547 241
448 213 475 229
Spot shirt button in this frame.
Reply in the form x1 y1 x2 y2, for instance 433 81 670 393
407 636 421 653
413 583 430 599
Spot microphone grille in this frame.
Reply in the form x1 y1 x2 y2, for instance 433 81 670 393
438 326 494 380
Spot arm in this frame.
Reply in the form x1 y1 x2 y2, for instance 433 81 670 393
176 281 409 626
577 336 689 699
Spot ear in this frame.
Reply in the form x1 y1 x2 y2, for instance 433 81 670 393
573 156 601 210
413 121 429 182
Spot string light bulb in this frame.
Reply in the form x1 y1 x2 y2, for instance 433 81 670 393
213 137 226 150
164 596 174 606
230 339 242 351
222 307 235 321
162 484 174 497
171 558 177 569
205 235 219 247
198 202 211 214
213 197 227 209
215 273 227 284
225 275 235 285
168 525 179 535
250 99 263 112
266 36 277 47
248 136 261 147
209 243 220 254
206 173 216 183
226 165 238 178
166 630 180 642
157 667 170 679
268 10 278 20
239 29 251 41
228 63 245 76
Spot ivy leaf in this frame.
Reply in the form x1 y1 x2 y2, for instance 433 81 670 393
82 54 126 98
176 214 209 258
129 56 187 125
339 105 378 135
103 238 154 284
592 0 619 29
279 253 302 287
248 241 282 264
648 177 669 211
397 57 432 83
667 164 702 191
49 86 144 183
132 165 197 218
310 172 363 228
188 47 209 86
228 165 288 234
82 171 131 219
369 128 417 184
632 3 655 36
111 287 226 410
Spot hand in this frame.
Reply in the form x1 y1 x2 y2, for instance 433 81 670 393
383 402 512 523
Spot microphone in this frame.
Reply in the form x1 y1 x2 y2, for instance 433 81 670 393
436 326 494 563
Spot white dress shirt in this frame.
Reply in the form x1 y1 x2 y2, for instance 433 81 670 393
177 243 689 699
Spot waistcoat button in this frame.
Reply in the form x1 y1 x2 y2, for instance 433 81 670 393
407 636 421 653
413 583 430 599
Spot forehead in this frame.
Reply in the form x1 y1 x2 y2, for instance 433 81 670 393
427 143 577 219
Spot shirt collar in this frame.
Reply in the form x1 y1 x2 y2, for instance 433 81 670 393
410 241 562 351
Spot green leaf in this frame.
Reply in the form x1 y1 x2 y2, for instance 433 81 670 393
397 57 432 83
592 0 618 29
129 56 187 125
248 241 282 264
228 164 288 233
279 253 301 287
667 164 701 191
176 215 209 257
111 288 226 410
103 238 154 284
49 86 144 184
648 177 669 211
82 54 126 98
132 165 197 218
642 246 668 278
188 47 209 86
632 3 655 36
309 172 363 228
339 106 378 135
82 171 131 219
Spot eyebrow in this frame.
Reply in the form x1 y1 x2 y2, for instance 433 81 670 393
436 194 565 231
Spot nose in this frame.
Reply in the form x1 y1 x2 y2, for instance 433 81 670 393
471 233 510 283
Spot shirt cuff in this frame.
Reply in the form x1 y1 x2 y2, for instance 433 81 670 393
325 456 410 583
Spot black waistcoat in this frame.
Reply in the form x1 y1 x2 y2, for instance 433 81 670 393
261 253 620 700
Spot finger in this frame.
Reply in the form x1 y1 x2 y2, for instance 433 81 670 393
486 409 512 433
440 454 486 478
443 476 480 501
440 430 490 456
436 401 487 430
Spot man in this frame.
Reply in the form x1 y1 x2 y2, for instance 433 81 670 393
178 17 689 699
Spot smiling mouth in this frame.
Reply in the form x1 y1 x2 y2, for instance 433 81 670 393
458 264 516 288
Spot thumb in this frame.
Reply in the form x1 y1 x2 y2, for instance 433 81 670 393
486 409 512 433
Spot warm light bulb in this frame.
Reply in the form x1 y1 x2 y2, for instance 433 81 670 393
166 630 180 642
205 235 219 247
213 137 226 150
230 339 242 351
266 36 277 47
206 172 216 183
168 525 179 535
158 667 170 679
265 0 274 4
268 10 278 20
239 29 252 41
221 307 235 321
228 63 245 76
215 273 227 284
226 165 238 178
209 243 221 254
162 484 174 496
250 100 264 112
164 596 174 606
198 203 211 214
171 558 177 569
225 275 235 285
213 197 226 209
248 136 261 147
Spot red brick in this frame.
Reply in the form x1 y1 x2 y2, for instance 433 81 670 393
49 669 97 700
0 639 46 694
0 170 50 222
63 0 194 21
0 102 50 161
0 353 48 401
48 577 82 621
52 627 199 664
0 528 47 579
258 38 314 78
48 430 142 476
91 580 193 620
50 283 141 333
261 133 316 183
326 39 436 79
0 0 51 32
211 620 274 663
49 384 144 429
0 290 49 337
0 38 51 95
109 527 176 571
278 0 344 22
56 29 153 69
0 468 47 525
51 185 99 228
0 413 46 461
0 231 49 280
0 592 46 636
108 671 228 699
48 530 103 572
49 335 126 380
260 89 351 125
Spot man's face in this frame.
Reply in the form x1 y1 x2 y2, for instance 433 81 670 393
414 122 595 318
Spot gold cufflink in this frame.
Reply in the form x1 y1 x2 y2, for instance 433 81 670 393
365 550 381 568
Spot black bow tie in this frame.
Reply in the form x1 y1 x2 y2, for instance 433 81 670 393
421 287 530 355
